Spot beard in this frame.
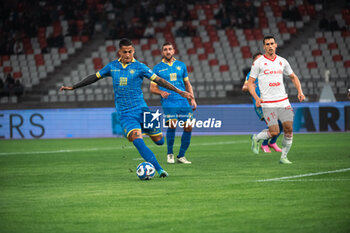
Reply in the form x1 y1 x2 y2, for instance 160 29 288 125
164 55 173 62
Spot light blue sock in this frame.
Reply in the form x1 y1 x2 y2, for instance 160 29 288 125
133 138 162 172
154 137 164 146
178 131 191 158
166 128 176 154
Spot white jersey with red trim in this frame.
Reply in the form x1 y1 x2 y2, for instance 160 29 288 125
249 55 293 107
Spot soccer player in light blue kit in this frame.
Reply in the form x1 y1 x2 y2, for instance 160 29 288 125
242 52 282 153
151 42 197 164
60 38 193 177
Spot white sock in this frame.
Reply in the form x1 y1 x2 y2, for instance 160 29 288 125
281 135 293 159
256 129 271 141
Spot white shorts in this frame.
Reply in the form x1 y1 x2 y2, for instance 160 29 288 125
262 105 294 126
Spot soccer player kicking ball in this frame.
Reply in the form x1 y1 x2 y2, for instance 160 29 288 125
242 52 283 153
60 38 193 177
150 42 197 164
247 35 305 164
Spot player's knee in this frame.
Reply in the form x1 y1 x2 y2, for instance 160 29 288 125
283 125 293 134
154 136 164 145
167 120 177 129
127 130 142 142
184 125 192 132
270 130 280 137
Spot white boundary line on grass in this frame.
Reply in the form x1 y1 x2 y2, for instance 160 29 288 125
256 168 350 182
0 140 248 156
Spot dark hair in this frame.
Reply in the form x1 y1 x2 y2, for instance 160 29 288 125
263 35 276 45
162 42 174 50
253 52 262 60
119 38 133 49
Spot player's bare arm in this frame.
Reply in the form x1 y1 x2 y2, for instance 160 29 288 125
289 73 305 102
242 81 249 92
153 76 193 100
247 77 263 107
149 82 170 98
60 74 99 91
184 80 197 110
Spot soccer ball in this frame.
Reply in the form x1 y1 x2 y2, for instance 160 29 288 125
136 162 155 180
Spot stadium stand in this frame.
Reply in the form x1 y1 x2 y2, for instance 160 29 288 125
0 0 349 108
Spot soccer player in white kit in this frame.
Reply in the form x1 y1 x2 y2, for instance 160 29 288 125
247 35 305 164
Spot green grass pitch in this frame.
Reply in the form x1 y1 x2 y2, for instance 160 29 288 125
0 133 349 233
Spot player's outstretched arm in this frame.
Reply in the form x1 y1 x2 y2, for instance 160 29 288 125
153 76 193 100
149 82 170 98
289 73 305 102
60 74 99 91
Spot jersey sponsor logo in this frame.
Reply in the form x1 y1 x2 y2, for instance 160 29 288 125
170 73 177 81
119 77 127 86
159 68 168 72
269 82 281 87
263 69 283 75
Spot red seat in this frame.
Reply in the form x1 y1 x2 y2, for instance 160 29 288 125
3 66 13 73
229 40 239 47
132 39 140 45
187 65 194 73
332 55 342 62
151 50 161 56
36 60 45 66
106 45 116 52
148 38 157 45
344 60 350 68
59 47 67 54
141 44 150 50
81 36 89 43
289 27 297 34
92 57 102 65
341 31 350 37
13 72 22 79
312 49 322 56
34 54 43 61
198 54 207 60
205 47 215 54
316 37 326 44
209 59 219 66
307 62 317 69
328 43 338 50
219 65 229 72
187 48 196 55
2 55 9 61
94 64 103 70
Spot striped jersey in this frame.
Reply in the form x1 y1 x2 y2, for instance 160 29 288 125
249 55 293 107
96 58 157 115
152 58 189 106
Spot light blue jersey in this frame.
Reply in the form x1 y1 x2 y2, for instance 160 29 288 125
97 58 157 116
152 59 189 108
97 58 161 138
246 71 264 120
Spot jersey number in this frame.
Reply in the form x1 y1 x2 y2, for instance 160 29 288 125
119 77 127 86
170 73 177 81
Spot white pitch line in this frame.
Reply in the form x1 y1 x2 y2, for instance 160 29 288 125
265 179 350 182
256 168 350 182
0 140 248 156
